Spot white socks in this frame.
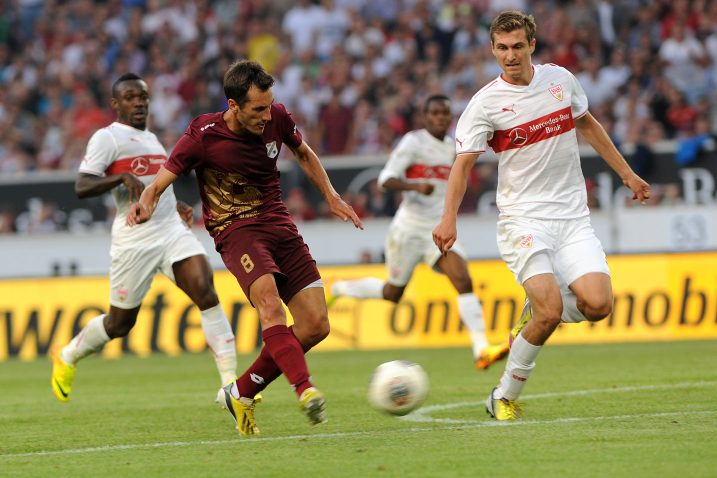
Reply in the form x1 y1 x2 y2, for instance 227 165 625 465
561 290 588 323
496 334 541 400
200 304 237 384
457 293 488 357
332 277 385 299
59 306 236 385
61 314 110 365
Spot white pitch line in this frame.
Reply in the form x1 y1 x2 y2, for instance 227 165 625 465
405 380 717 423
2 382 715 460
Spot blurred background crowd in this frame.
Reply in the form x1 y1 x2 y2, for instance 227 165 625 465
1 0 716 235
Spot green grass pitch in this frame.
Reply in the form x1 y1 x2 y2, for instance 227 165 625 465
1 340 716 477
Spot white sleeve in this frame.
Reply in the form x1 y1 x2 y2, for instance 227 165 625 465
78 129 117 176
454 99 492 155
377 133 416 188
567 70 589 119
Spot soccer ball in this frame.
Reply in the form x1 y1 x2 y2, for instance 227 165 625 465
367 360 429 416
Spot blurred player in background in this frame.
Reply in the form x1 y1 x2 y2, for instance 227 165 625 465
51 73 238 403
433 11 651 420
127 60 363 435
329 95 509 370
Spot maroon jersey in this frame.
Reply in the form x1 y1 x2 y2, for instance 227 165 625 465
165 104 303 237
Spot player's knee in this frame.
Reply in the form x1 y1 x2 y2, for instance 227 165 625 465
582 297 613 321
255 295 285 326
296 313 329 349
184 277 218 309
194 287 219 310
104 314 137 338
312 317 330 344
452 276 473 294
531 302 562 331
383 285 404 303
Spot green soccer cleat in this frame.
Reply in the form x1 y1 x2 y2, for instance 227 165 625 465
51 346 76 402
216 384 260 435
298 386 327 425
510 298 532 347
475 343 510 370
485 387 521 421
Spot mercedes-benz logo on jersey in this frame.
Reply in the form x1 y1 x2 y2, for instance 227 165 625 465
131 157 149 175
509 128 528 146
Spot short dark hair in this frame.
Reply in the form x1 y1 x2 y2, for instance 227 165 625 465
490 10 537 44
112 72 144 98
424 94 450 112
223 60 275 106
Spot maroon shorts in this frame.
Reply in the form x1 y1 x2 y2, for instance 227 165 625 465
216 223 320 305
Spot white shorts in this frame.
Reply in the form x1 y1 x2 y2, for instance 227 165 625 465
109 225 207 309
385 222 468 287
496 215 610 288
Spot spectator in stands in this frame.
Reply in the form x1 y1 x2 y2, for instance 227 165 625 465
0 0 715 226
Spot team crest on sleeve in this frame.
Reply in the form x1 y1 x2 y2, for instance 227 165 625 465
548 85 563 101
265 141 278 158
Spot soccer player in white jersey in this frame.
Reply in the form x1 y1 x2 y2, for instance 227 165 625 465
330 95 509 370
51 73 238 402
433 11 651 420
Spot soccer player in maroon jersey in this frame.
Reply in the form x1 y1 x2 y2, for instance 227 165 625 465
128 60 363 435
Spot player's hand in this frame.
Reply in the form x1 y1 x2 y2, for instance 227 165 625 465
624 173 651 205
176 201 193 228
327 196 364 230
121 173 145 202
416 183 435 196
126 202 152 226
432 217 457 255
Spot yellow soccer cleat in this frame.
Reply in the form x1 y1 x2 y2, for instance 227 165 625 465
485 387 521 421
216 384 260 435
510 298 532 347
51 347 76 402
325 293 338 309
298 386 327 425
475 343 510 370
324 278 340 309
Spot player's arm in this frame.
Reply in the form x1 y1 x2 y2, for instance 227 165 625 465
176 200 193 228
432 152 480 254
290 141 363 229
380 138 433 195
575 112 651 204
75 172 145 201
126 167 178 226
381 178 434 196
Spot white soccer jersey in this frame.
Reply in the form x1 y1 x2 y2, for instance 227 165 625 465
455 63 590 219
378 129 455 231
79 122 180 251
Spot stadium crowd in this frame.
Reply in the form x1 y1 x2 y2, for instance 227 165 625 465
1 0 716 234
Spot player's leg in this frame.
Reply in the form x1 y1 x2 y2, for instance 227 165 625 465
219 273 286 435
51 305 140 402
568 273 613 320
435 252 488 355
487 271 562 420
285 284 333 424
488 217 558 419
554 217 613 323
171 253 237 385
51 246 156 402
330 223 415 304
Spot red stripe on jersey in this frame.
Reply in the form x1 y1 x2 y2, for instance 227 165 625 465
489 106 575 153
405 164 452 180
105 154 166 176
